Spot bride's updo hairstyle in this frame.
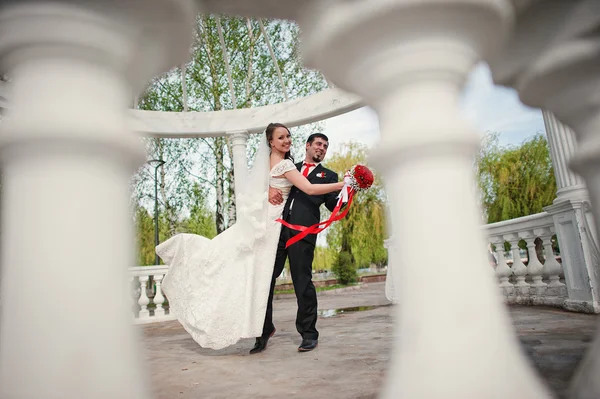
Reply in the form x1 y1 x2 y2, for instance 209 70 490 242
265 122 294 162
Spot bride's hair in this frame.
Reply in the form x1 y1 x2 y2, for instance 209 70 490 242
265 122 294 162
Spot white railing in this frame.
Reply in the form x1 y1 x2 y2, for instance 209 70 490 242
129 265 175 325
142 212 568 328
484 212 567 307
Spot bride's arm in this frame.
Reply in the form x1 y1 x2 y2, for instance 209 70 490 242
283 169 344 195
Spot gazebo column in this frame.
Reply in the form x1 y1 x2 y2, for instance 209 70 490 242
229 130 250 205
298 0 550 397
543 111 587 202
0 1 196 398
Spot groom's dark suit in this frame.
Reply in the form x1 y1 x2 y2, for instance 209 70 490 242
262 162 339 340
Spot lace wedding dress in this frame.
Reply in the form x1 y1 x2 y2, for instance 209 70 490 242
156 139 295 350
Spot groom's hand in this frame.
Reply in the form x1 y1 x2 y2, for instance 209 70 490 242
269 187 283 205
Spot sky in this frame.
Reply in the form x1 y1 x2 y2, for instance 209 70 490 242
322 63 547 155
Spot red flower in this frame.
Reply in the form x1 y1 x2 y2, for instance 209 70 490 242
350 165 374 191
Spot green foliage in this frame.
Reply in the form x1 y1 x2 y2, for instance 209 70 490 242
325 142 387 269
135 182 215 266
178 183 217 238
477 132 557 223
332 251 358 285
134 206 156 266
312 246 337 272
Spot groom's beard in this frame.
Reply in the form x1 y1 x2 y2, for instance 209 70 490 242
312 155 323 162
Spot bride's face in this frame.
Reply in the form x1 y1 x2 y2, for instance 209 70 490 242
270 127 292 155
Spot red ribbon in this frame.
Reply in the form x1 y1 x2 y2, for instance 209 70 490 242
276 186 355 248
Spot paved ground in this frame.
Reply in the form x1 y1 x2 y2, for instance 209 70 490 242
139 282 599 399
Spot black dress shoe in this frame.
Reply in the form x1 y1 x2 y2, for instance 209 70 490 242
298 338 318 352
249 328 275 355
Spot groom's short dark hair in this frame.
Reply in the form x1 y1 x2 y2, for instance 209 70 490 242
306 133 329 144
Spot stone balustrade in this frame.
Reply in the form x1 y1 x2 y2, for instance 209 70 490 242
484 212 567 307
139 209 570 327
129 266 175 324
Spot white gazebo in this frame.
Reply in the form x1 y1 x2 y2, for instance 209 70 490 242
0 1 599 398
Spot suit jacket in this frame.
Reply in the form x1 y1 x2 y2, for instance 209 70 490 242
281 162 340 246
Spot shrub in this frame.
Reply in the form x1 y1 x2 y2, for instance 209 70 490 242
332 250 357 285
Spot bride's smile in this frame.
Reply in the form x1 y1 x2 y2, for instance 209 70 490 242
269 126 292 157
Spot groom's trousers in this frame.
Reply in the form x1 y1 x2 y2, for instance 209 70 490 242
262 225 319 340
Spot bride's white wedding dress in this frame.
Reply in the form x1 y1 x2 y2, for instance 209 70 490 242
156 141 295 350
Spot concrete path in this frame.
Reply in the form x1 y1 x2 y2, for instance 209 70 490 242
139 282 598 399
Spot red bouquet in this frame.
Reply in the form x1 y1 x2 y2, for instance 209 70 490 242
345 164 374 191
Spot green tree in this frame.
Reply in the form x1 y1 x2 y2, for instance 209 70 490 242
134 206 157 266
325 142 387 274
333 251 356 285
312 246 337 273
477 132 557 224
179 183 217 238
133 173 215 265
477 132 558 256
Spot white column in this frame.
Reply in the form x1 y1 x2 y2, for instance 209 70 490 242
298 1 550 397
0 2 196 398
542 110 587 202
228 130 249 202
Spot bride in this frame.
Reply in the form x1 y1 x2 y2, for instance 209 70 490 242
156 123 344 350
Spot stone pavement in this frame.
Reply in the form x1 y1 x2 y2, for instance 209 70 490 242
139 282 598 399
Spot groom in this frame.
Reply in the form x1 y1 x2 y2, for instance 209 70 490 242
250 133 340 354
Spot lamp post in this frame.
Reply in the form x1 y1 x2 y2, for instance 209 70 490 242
147 159 165 265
